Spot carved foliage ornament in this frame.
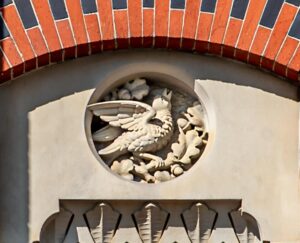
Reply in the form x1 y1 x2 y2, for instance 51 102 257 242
87 78 208 183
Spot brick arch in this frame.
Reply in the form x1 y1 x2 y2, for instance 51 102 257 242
0 0 299 84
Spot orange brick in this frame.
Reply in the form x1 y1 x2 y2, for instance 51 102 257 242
1 5 36 71
97 0 115 50
236 0 267 61
262 3 298 70
31 0 62 62
168 10 184 49
65 0 89 56
209 0 233 55
128 0 142 47
155 0 170 47
84 14 101 53
0 38 24 77
27 27 49 67
0 38 22 67
0 50 11 72
0 53 11 81
56 19 76 60
248 26 271 66
223 18 242 58
114 10 129 49
182 0 201 50
195 13 213 52
274 37 299 76
143 9 154 47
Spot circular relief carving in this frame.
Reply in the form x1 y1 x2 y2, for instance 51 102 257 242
87 78 208 183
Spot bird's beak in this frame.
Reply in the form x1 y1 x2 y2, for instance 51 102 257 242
162 88 172 100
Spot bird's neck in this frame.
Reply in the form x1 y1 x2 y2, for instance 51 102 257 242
155 109 172 120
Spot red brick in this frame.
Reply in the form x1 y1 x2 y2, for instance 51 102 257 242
248 26 271 66
287 69 298 81
182 0 201 50
27 27 49 67
1 38 22 67
65 0 89 56
155 0 170 48
0 50 11 72
0 70 11 82
195 13 213 52
84 14 102 53
182 0 201 39
209 0 233 55
223 18 242 58
287 46 300 80
261 3 297 70
1 5 36 71
274 37 299 76
31 0 62 62
143 9 154 47
168 10 184 49
114 10 129 49
97 0 115 50
0 53 11 81
128 0 142 47
56 20 76 60
236 0 267 61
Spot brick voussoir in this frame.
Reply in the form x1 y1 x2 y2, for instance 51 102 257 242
0 0 300 84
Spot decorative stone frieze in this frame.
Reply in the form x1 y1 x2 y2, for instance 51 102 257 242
133 203 169 243
85 203 121 243
181 203 216 243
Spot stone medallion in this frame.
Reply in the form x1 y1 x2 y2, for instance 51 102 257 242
87 78 208 183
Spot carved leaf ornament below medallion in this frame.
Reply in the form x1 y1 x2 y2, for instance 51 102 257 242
87 78 208 183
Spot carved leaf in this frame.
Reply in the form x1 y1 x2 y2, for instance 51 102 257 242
186 102 205 127
133 203 169 243
171 129 187 159
85 203 121 243
111 159 134 180
54 207 73 243
181 203 216 243
179 130 202 164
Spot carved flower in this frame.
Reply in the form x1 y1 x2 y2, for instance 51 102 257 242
111 159 134 180
124 78 150 100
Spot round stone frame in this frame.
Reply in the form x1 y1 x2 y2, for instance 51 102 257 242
85 69 215 183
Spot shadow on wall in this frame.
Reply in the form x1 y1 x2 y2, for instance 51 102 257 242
0 1 25 242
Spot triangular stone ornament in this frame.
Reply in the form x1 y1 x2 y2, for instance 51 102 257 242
230 208 261 243
133 202 169 243
181 202 217 243
85 203 121 243
54 207 73 243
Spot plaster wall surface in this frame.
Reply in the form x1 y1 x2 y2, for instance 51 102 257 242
0 50 299 242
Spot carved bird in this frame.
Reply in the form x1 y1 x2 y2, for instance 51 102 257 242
88 89 173 165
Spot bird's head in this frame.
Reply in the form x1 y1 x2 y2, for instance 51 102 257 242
152 89 172 111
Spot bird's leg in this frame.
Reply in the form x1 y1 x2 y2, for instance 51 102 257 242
134 152 165 169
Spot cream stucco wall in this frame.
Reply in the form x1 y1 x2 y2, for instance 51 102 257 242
0 50 299 243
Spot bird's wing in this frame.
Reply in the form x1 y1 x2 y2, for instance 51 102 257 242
87 100 156 131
